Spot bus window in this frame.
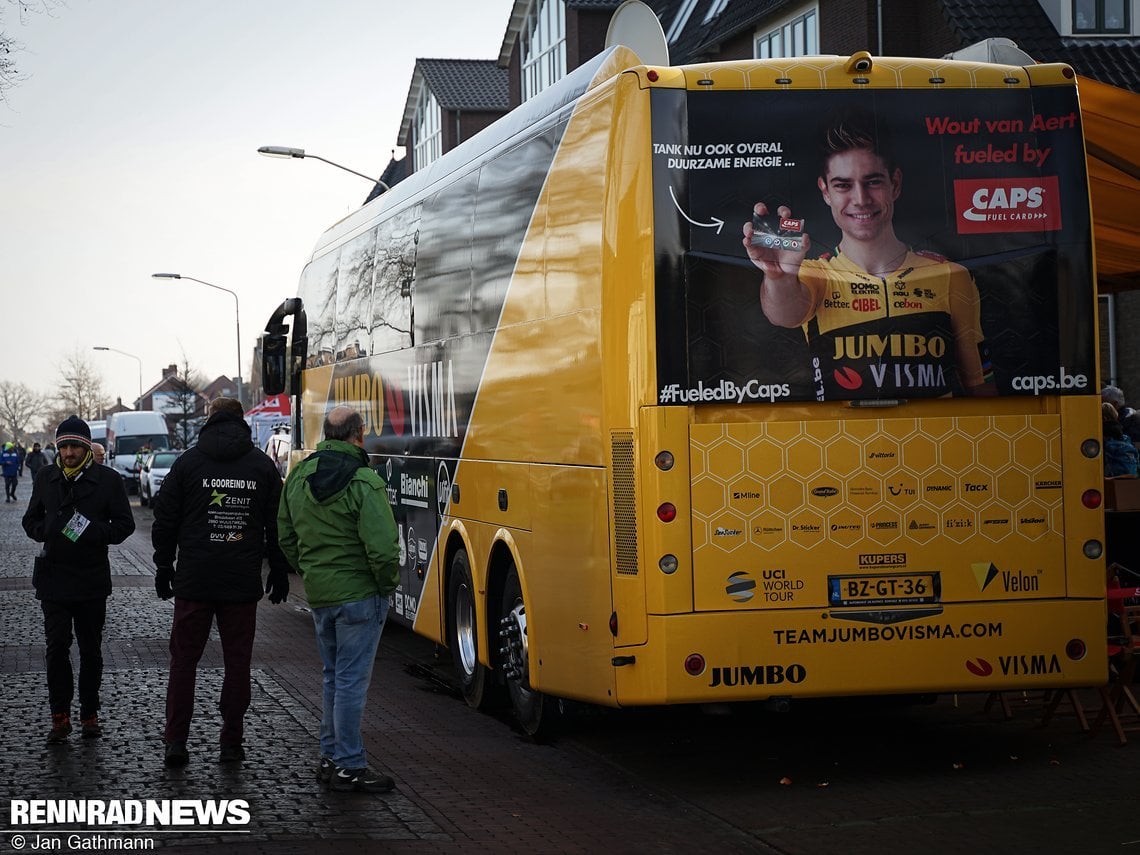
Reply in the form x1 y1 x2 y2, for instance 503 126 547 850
372 203 420 353
336 227 377 362
302 249 340 368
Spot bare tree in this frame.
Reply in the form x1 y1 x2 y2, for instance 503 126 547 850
0 2 65 102
0 379 48 442
165 354 207 449
55 348 109 421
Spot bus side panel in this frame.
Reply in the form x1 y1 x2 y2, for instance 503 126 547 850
525 463 617 704
450 80 617 692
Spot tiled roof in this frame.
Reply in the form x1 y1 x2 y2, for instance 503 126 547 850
662 0 796 63
939 0 1140 91
417 59 509 111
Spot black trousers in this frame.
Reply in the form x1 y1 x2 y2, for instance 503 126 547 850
41 597 107 719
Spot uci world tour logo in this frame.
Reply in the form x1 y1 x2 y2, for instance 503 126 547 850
725 571 756 603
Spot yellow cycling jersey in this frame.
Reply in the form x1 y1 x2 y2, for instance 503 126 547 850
798 249 989 400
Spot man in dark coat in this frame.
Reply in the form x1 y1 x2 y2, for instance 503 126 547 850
151 397 290 767
22 415 136 743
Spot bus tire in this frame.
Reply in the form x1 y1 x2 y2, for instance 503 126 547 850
500 563 561 741
447 549 496 710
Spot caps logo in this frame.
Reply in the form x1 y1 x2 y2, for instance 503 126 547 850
954 176 1062 234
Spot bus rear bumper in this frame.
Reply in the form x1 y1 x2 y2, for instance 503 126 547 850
611 600 1108 706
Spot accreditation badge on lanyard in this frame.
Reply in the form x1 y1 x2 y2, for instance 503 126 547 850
62 510 92 542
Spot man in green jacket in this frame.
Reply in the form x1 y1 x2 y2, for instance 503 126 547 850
278 406 400 793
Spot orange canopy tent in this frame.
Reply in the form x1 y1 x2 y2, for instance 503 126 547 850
1079 75 1140 291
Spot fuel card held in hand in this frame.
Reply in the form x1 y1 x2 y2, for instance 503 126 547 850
750 212 805 252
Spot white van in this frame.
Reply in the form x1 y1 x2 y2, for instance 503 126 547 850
106 411 171 493
88 419 107 448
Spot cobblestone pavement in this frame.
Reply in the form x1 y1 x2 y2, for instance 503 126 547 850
0 496 762 854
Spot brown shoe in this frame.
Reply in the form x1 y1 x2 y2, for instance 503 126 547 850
80 715 102 739
46 713 72 744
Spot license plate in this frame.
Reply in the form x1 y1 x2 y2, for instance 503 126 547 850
828 572 941 607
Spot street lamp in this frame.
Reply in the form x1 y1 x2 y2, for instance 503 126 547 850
151 273 243 407
92 346 143 405
257 145 390 191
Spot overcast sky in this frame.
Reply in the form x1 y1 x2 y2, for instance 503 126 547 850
0 0 512 410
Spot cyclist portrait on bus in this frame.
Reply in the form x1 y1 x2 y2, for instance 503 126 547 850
740 111 996 400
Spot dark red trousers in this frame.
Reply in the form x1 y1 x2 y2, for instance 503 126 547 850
164 598 258 746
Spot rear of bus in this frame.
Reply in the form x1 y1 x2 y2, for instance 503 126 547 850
614 55 1105 704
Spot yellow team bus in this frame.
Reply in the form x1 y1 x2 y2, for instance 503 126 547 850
261 46 1106 737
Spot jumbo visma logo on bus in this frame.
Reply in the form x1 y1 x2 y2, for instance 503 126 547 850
332 359 461 441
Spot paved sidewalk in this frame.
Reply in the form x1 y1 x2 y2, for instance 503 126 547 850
0 498 764 854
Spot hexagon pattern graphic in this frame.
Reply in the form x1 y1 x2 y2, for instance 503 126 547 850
690 416 1062 555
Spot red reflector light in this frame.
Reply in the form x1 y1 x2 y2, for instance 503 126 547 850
657 502 677 522
1081 489 1102 509
684 653 705 676
1066 638 1087 661
647 69 659 82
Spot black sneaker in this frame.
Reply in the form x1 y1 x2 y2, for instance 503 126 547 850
164 741 189 767
218 745 245 763
80 715 102 739
330 766 394 793
46 713 72 744
317 756 335 783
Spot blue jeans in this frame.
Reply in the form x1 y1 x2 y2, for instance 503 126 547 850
311 594 387 769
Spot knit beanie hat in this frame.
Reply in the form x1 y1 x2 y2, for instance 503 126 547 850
56 415 92 448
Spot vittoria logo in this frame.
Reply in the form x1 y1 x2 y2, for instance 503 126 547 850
954 176 1062 234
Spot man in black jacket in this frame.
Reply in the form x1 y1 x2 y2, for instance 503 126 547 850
22 415 136 744
151 397 290 767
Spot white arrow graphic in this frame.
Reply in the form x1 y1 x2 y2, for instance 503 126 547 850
669 185 725 234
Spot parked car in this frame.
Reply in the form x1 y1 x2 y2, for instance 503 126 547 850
139 449 182 507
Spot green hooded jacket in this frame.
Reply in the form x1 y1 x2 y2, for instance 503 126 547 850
277 438 399 608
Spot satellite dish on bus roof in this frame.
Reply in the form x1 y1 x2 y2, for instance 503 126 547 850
605 0 670 67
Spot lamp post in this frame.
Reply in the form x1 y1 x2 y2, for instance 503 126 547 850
92 346 143 406
257 145 390 191
151 273 243 407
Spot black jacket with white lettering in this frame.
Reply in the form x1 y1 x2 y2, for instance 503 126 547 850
23 460 136 601
152 412 288 602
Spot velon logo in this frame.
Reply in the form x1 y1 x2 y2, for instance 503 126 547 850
954 176 1062 234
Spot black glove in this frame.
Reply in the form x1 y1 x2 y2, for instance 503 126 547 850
266 569 289 604
155 566 174 600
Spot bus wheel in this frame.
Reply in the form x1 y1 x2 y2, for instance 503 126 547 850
447 549 495 710
500 563 560 740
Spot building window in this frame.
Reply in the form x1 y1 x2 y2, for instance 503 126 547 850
412 86 442 171
666 0 699 42
754 7 818 58
703 0 731 24
1073 0 1129 33
520 0 566 101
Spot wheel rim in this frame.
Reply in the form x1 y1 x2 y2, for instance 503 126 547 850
455 580 478 677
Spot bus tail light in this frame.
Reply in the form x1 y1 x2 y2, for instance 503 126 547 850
658 554 678 575
1083 540 1103 559
1081 489 1102 509
1065 638 1087 661
657 502 677 522
654 450 674 470
1081 438 1101 458
684 653 705 676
